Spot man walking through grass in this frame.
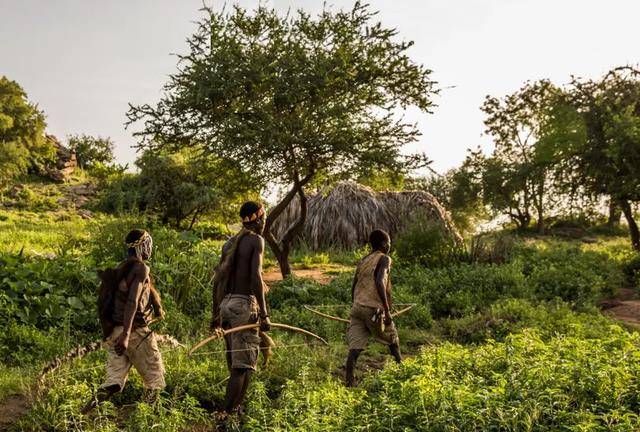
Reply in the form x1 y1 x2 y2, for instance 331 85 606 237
83 229 166 413
345 229 402 387
211 201 271 416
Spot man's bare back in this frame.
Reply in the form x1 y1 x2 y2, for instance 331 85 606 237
222 231 269 319
227 233 262 296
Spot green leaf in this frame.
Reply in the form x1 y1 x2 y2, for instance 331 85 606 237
68 296 85 309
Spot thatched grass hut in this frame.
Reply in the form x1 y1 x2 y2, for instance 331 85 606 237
271 181 462 250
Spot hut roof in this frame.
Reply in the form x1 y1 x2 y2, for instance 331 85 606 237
271 181 461 250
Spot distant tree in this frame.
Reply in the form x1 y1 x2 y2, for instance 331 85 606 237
357 167 407 191
481 80 566 232
67 134 115 169
408 152 485 233
0 76 53 185
127 3 436 276
136 151 256 229
565 66 640 250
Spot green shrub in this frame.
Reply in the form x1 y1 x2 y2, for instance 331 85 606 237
14 185 59 211
237 329 640 431
394 218 463 267
0 323 70 366
0 253 98 332
622 254 640 287
95 172 144 215
439 298 615 344
395 263 529 318
519 242 622 303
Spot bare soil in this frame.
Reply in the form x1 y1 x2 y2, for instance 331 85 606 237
263 267 348 286
600 288 640 328
0 394 29 432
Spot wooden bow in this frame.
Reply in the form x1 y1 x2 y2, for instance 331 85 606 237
303 304 415 323
188 323 328 356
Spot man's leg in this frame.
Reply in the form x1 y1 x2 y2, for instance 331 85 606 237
224 368 251 413
389 343 402 363
84 328 131 414
224 335 233 371
81 384 120 414
345 349 363 387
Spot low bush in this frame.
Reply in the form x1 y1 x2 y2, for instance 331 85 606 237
244 329 640 431
438 298 615 344
395 262 529 318
395 218 463 267
622 253 640 287
518 242 622 303
0 253 98 332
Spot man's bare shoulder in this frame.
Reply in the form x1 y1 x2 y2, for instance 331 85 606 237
221 238 233 254
245 232 265 250
131 260 150 278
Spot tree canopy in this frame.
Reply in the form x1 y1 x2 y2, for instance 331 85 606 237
0 76 53 186
67 134 115 170
563 66 640 249
127 2 437 275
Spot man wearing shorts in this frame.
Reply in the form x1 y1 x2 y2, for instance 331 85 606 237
211 201 271 414
345 229 402 387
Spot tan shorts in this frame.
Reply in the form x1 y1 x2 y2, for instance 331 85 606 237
220 294 260 370
347 303 399 350
101 326 166 391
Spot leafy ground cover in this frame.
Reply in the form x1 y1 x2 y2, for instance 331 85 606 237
1 211 639 431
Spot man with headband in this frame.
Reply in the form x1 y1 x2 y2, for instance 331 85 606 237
211 201 271 416
83 229 166 413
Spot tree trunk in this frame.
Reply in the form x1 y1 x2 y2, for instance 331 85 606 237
619 199 640 251
518 213 531 231
512 208 531 231
535 176 545 234
263 173 313 278
188 208 202 230
607 199 621 227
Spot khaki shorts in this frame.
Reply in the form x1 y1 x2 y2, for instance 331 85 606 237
347 303 399 350
220 294 260 370
101 326 166 391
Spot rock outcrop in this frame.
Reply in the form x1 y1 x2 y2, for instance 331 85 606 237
45 135 77 182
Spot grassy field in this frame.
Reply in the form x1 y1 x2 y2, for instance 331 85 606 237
1 207 640 431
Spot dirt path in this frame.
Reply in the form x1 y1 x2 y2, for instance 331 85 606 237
0 394 29 431
600 288 640 328
263 266 350 286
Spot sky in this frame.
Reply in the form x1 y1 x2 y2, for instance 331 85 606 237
1 0 639 174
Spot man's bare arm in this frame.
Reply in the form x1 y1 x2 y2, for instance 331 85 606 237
250 236 269 319
351 273 358 302
374 256 392 320
211 240 232 328
115 262 148 354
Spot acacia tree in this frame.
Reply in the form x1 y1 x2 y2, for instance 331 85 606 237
566 66 640 250
481 80 566 232
127 3 436 276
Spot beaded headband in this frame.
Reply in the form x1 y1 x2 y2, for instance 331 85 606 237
242 206 265 223
126 230 150 248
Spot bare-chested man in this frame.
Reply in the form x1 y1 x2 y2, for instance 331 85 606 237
83 229 165 413
345 229 402 387
211 201 271 415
